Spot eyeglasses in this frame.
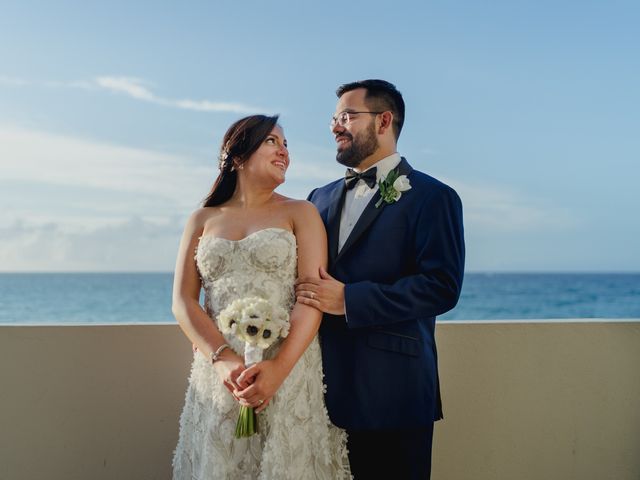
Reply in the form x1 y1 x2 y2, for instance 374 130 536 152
330 110 385 129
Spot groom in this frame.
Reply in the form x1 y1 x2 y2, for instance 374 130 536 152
296 80 465 479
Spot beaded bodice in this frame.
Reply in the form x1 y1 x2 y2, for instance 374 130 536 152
195 227 297 352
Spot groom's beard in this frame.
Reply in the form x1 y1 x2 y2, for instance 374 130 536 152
336 121 378 168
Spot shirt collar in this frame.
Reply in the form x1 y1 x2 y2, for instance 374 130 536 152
359 153 402 182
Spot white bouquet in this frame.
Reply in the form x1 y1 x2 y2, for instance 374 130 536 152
218 296 290 437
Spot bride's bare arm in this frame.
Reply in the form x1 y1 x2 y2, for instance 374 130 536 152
172 209 246 392
236 201 327 411
274 202 328 371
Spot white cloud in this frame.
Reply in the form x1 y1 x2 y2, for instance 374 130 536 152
0 123 214 271
95 76 155 101
95 77 158 102
94 76 263 114
0 217 181 271
0 124 211 207
0 74 264 114
172 98 261 113
0 125 202 271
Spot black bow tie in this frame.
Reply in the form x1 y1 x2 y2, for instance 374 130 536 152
344 167 377 190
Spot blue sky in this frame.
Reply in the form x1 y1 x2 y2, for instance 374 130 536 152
1 0 638 272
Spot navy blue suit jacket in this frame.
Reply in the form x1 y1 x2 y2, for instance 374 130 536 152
308 158 465 430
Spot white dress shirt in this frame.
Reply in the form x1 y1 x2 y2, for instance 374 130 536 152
338 153 402 252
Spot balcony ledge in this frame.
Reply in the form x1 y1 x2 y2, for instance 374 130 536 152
1 320 638 480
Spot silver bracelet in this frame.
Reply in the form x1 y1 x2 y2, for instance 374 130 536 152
210 343 230 364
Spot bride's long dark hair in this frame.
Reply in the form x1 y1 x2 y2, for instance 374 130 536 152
202 114 280 207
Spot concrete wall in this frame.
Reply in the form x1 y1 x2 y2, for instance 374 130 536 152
0 325 191 480
432 321 640 480
0 321 638 480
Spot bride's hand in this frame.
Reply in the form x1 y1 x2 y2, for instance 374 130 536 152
211 349 248 397
234 360 288 413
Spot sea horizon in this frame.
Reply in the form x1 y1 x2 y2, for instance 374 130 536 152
1 272 639 325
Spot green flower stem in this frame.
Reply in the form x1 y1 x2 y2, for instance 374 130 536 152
235 405 258 438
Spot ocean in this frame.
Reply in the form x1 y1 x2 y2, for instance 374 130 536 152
0 273 638 325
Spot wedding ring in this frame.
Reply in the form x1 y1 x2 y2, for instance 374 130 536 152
310 292 315 299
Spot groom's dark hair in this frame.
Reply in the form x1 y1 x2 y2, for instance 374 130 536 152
336 79 405 140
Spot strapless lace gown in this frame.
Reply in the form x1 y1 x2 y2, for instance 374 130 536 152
172 228 351 480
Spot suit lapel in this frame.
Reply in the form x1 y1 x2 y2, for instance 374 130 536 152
333 157 413 266
326 182 347 265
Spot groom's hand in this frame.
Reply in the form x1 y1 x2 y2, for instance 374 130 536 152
295 267 345 315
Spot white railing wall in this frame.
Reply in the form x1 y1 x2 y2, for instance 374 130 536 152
0 321 638 480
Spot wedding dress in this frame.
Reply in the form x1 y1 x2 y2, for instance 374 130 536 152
172 228 351 480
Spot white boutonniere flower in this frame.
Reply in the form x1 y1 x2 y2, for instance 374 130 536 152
375 169 412 207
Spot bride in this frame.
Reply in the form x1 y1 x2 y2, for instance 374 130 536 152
171 114 350 479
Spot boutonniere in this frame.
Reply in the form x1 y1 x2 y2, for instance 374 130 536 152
375 168 411 208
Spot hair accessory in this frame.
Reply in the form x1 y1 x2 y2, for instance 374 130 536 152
219 149 230 169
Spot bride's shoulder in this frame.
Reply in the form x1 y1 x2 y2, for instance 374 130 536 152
183 207 222 233
277 199 323 235
276 197 319 216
